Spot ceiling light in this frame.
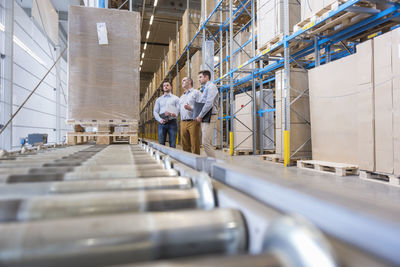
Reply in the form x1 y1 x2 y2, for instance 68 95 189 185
139 67 141 71
140 60 143 65
141 53 145 59
0 23 45 65
146 31 150 39
149 15 154 25
144 43 147 50
154 0 158 7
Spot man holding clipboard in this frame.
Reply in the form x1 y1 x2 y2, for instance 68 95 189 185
194 70 219 157
153 81 179 148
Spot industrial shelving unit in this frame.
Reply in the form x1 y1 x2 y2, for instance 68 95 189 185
140 0 400 164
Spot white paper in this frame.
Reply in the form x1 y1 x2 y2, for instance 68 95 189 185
96 22 108 45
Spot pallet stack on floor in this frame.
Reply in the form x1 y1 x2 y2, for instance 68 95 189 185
67 6 140 145
298 28 400 185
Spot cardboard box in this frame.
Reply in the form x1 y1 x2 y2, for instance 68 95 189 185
68 6 140 121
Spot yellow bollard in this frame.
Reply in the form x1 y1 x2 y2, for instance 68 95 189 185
284 130 290 167
229 132 233 156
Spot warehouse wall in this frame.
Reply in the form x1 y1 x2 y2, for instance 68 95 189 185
0 1 69 150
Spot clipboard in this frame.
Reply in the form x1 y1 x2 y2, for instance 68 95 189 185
193 102 212 123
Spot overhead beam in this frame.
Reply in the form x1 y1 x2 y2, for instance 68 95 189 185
141 41 169 47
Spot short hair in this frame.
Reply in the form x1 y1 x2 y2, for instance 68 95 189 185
163 80 172 87
198 70 211 80
186 77 193 86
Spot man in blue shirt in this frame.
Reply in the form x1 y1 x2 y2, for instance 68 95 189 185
196 70 219 157
153 81 180 148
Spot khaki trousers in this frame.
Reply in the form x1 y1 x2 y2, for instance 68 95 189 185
201 114 217 157
180 120 201 155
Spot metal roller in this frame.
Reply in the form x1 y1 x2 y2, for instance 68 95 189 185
0 177 193 197
121 253 284 267
0 174 214 221
0 189 202 222
0 208 247 267
0 163 165 175
0 169 178 184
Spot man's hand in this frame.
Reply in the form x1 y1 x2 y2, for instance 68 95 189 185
170 113 176 117
160 119 166 124
164 111 171 116
184 104 192 111
195 116 202 122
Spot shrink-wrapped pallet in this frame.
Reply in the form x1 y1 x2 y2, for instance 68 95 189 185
68 6 140 121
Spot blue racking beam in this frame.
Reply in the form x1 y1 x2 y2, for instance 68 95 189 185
215 2 400 85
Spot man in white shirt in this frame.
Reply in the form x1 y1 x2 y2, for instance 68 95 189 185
195 70 219 157
153 81 179 148
179 77 202 154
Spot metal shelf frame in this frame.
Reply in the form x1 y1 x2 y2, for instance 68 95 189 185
139 0 400 160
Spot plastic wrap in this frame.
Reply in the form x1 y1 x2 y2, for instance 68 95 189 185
68 6 140 121
179 9 201 55
257 0 300 49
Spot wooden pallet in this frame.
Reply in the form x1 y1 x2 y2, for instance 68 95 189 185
359 170 400 187
66 119 138 127
258 33 284 53
66 132 138 145
260 154 301 165
297 160 359 176
293 0 376 35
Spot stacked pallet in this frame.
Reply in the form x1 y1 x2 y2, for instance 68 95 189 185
179 9 201 55
257 0 301 51
167 39 177 71
308 29 400 183
233 89 274 153
190 50 202 90
232 31 252 81
275 68 311 162
67 6 140 145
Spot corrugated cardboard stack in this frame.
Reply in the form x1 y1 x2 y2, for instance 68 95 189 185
68 6 140 122
275 68 311 159
309 29 400 176
232 31 252 80
257 0 300 50
168 39 177 71
190 51 202 90
179 9 201 55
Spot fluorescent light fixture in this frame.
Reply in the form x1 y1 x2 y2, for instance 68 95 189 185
141 52 145 58
146 31 150 39
154 0 158 7
0 23 45 65
139 67 141 71
140 60 143 65
144 43 147 50
149 15 154 25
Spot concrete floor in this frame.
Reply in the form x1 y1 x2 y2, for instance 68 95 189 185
181 145 400 224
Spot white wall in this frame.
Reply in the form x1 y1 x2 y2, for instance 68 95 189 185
0 1 69 150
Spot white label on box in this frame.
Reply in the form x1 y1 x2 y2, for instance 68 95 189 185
96 22 108 45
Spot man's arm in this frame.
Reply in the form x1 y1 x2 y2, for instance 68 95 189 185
153 98 163 123
198 85 218 118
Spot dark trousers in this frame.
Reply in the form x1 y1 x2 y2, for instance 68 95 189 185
158 120 177 148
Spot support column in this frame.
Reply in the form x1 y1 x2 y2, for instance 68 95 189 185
229 0 234 155
55 45 61 143
1 1 14 150
251 0 256 154
283 0 291 166
219 6 223 149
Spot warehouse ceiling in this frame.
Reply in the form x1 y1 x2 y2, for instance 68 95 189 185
17 0 200 100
